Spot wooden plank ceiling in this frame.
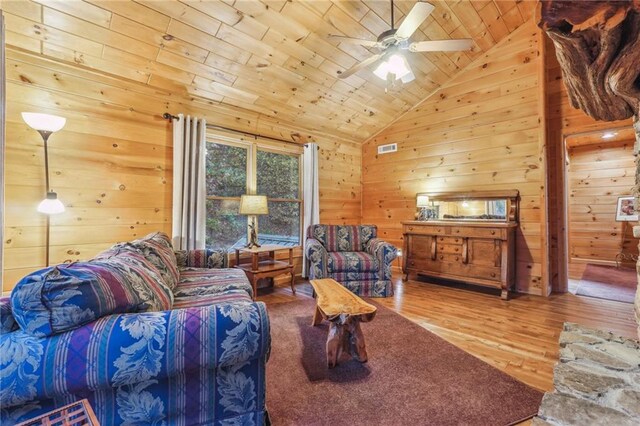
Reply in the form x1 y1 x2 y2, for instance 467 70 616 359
1 0 536 143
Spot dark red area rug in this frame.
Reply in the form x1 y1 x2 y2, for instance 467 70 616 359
266 298 542 426
576 264 636 303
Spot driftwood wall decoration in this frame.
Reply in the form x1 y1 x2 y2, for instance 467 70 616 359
538 0 640 139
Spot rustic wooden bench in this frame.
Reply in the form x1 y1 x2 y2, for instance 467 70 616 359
309 278 377 368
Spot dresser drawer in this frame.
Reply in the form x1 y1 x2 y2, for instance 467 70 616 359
450 226 505 239
438 243 463 255
437 236 463 244
404 224 447 235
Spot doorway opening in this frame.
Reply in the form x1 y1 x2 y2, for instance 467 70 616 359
564 127 638 303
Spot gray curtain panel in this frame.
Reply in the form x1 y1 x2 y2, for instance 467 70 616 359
172 114 207 250
302 143 320 277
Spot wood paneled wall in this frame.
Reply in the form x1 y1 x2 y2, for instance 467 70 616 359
361 20 547 295
566 138 638 277
544 37 634 291
2 48 361 292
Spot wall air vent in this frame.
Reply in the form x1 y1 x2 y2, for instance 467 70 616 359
377 143 398 154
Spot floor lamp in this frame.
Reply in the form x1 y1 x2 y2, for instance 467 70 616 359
21 112 66 267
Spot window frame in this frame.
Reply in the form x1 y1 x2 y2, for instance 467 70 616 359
205 130 304 248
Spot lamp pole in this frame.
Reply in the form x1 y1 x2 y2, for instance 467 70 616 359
21 113 66 268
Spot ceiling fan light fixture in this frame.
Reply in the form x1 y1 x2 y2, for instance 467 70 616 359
374 54 412 81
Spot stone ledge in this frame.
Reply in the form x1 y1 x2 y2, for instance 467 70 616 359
534 323 640 425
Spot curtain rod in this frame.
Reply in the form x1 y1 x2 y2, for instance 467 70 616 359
162 113 318 149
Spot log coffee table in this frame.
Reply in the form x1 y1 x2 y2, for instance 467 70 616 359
309 278 377 368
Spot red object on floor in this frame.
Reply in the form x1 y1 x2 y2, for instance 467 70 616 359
576 264 637 303
266 298 543 426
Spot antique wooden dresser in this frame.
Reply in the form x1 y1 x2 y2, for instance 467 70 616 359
402 190 518 299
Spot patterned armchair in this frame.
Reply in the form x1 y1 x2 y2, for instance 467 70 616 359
305 225 398 297
0 233 270 425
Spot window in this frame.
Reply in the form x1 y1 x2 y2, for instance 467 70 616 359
205 133 302 251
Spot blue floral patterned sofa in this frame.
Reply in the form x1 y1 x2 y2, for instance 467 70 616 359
305 225 398 297
0 232 270 425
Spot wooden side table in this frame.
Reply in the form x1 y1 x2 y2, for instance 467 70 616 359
234 245 297 299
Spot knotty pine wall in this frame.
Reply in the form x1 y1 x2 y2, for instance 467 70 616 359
361 20 547 295
544 37 634 291
566 138 638 277
2 48 361 292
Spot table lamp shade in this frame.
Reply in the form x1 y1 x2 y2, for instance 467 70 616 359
239 195 269 215
21 112 66 132
416 194 430 207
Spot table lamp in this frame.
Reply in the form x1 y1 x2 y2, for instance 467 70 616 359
239 195 269 248
416 194 431 221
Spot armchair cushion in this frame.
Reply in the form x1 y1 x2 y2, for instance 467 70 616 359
327 251 378 272
308 224 377 252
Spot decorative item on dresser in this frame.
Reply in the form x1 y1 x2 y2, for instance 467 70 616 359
403 190 518 299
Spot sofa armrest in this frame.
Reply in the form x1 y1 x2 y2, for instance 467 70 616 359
0 301 270 408
305 238 328 279
175 249 228 269
366 238 398 280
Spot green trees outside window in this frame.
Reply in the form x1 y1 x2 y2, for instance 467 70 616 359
205 139 302 251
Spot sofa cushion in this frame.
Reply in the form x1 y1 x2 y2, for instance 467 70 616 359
175 268 253 296
327 251 378 272
102 232 180 290
0 297 18 334
308 225 377 252
175 249 228 269
10 251 173 337
173 268 253 307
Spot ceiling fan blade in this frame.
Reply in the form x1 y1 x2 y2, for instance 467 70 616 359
395 2 435 39
338 53 384 79
409 39 474 52
329 34 380 47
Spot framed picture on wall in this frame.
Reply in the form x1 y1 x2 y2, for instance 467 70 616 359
615 196 638 221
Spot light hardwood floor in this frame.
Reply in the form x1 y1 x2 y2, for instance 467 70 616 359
260 274 637 393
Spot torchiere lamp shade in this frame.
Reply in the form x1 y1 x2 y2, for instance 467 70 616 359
239 195 269 215
21 112 66 132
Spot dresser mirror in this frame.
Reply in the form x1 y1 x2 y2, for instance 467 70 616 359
415 190 518 223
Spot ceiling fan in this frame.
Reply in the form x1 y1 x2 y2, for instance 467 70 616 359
331 1 473 84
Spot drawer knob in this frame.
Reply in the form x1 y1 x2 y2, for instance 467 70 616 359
454 238 459 242
437 229 441 233
439 255 443 260
455 248 459 252
410 261 415 266
491 230 496 235
455 257 459 261
408 226 413 231
455 229 460 233
491 272 496 277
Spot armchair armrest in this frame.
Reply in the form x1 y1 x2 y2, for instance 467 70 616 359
175 249 228 269
305 238 328 279
0 302 270 408
366 238 398 280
